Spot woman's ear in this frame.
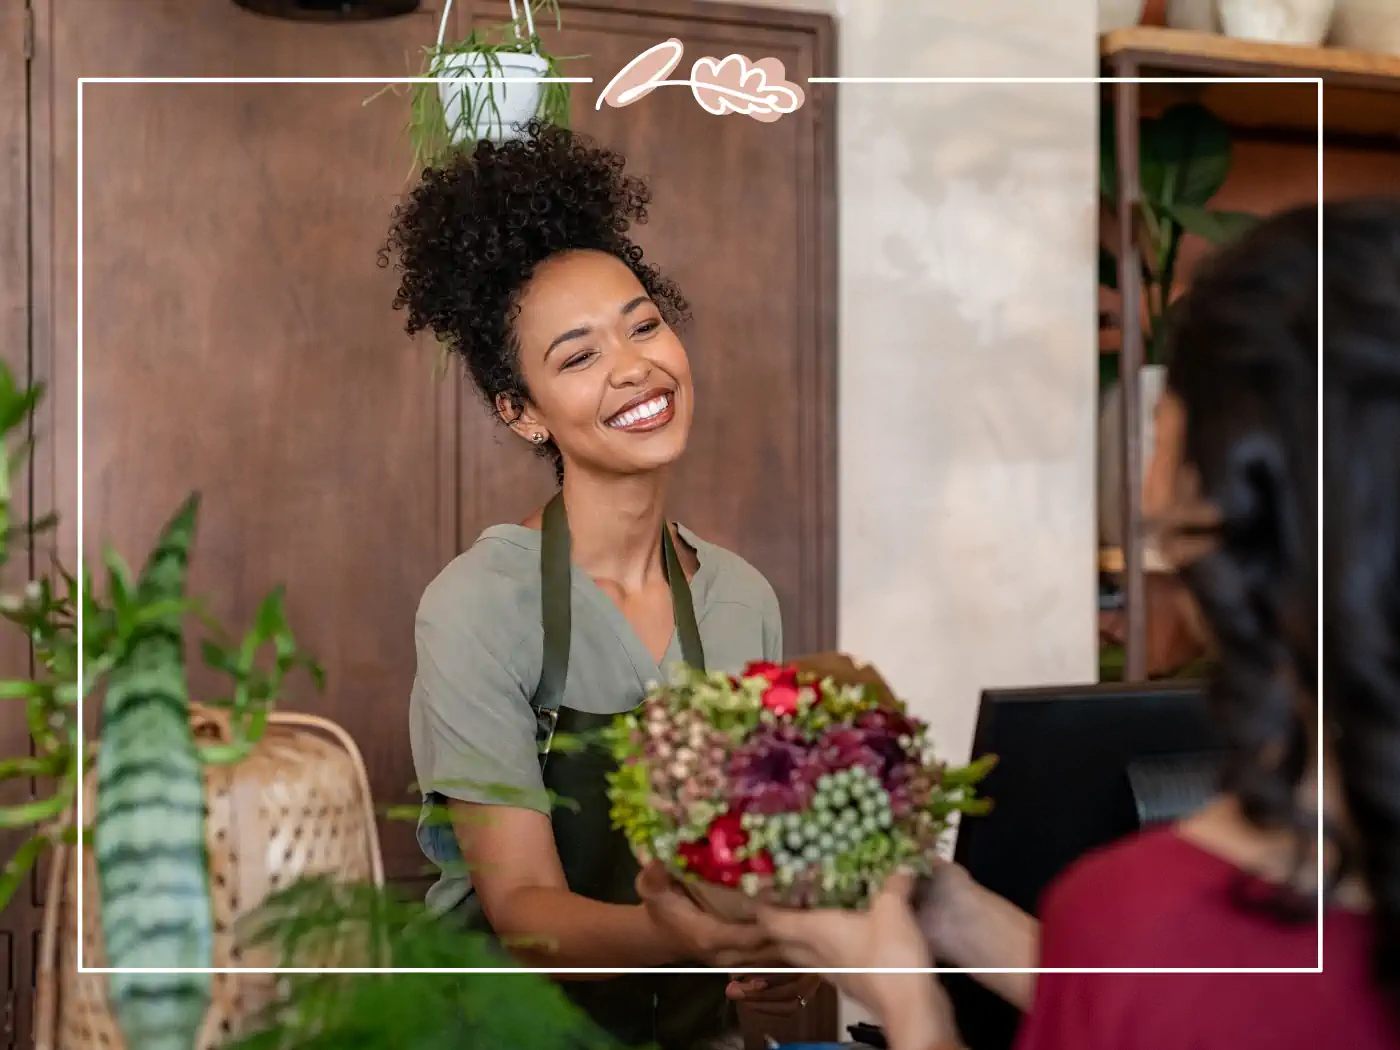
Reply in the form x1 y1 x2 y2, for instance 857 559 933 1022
495 393 548 446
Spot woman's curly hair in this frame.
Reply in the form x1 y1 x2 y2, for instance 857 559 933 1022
379 120 690 479
1168 198 1400 1020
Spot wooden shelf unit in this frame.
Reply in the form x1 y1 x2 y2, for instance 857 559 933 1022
1098 26 1400 681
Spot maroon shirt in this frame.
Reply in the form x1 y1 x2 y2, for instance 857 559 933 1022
1013 827 1398 1050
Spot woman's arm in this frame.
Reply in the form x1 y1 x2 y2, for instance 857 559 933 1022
455 802 779 975
917 863 1040 1010
454 801 675 971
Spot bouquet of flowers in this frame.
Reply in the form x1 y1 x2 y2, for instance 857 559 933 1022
606 654 995 915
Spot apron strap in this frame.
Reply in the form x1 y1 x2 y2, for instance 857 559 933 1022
661 522 705 671
531 492 706 758
534 493 572 759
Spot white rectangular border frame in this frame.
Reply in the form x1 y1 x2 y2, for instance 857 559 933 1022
75 73 1326 976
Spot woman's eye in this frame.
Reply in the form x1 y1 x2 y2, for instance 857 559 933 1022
634 319 661 337
562 351 595 369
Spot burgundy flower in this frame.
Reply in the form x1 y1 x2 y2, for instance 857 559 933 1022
727 724 822 813
854 708 920 785
815 727 882 779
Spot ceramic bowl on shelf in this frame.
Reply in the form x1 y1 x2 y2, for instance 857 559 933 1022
1331 0 1400 55
1101 0 1148 32
1167 0 1220 31
1218 0 1336 45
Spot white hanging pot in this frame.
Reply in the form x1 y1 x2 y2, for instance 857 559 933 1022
1331 0 1400 54
1100 0 1147 31
1167 0 1220 31
1218 0 1336 44
437 50 550 145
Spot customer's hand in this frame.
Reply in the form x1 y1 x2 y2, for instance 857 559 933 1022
635 861 785 968
756 871 961 1050
725 971 824 1003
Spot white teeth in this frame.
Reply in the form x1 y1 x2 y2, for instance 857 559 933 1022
608 394 670 429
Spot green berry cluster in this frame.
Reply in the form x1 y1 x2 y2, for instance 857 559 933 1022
739 765 898 904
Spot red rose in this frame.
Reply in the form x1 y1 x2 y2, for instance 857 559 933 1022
742 660 799 687
759 682 801 717
678 812 776 888
678 839 721 882
746 849 775 876
706 812 747 866
740 661 803 716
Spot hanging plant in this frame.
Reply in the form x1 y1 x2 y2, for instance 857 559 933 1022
370 0 579 177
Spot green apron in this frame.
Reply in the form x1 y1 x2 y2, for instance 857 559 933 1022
510 493 734 1049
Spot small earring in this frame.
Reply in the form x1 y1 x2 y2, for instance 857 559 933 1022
531 432 547 445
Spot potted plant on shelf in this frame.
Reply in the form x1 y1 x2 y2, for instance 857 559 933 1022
1096 101 1258 555
383 0 576 174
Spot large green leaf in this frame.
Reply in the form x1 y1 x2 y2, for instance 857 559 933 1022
1165 204 1261 244
1141 103 1232 209
94 492 212 1050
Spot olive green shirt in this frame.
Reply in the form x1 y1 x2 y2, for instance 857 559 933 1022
409 523 783 915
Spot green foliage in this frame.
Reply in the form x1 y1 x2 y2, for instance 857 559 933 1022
604 755 662 859
1100 102 1260 383
225 878 633 1050
0 361 324 1050
95 495 213 1050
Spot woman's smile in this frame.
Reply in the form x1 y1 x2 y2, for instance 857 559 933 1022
605 389 675 433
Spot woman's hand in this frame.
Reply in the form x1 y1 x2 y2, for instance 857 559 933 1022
635 861 785 968
756 871 962 1050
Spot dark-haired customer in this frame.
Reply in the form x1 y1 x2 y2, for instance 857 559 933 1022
750 198 1400 1050
385 121 813 1049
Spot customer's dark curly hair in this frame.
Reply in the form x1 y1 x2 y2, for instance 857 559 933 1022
1167 198 1400 1020
379 120 690 481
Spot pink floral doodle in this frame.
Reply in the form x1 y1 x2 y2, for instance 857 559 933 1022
595 38 806 123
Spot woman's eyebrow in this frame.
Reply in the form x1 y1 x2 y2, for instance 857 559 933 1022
544 325 591 360
544 297 653 359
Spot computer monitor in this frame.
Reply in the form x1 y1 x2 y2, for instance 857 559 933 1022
941 679 1227 1050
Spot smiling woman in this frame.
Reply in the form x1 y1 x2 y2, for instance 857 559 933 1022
380 119 807 1050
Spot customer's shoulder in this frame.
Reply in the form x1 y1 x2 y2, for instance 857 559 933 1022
1040 829 1235 956
418 526 539 625
1048 828 1218 908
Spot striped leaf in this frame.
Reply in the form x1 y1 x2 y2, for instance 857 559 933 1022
94 492 212 1050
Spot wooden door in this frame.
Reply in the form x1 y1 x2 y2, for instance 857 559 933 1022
1 4 36 1044
32 0 461 901
459 0 838 656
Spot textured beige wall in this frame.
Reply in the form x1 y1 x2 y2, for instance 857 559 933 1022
708 0 1100 765
703 0 1099 1027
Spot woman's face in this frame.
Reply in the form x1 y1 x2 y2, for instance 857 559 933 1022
504 250 694 477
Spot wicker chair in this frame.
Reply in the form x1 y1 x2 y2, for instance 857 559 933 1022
34 706 384 1050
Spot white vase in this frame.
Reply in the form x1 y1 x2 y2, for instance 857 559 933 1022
1331 0 1400 54
1098 364 1168 553
1218 0 1336 44
437 50 551 145
1100 0 1147 31
1168 0 1220 31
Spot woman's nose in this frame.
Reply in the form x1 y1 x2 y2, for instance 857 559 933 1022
609 346 652 387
